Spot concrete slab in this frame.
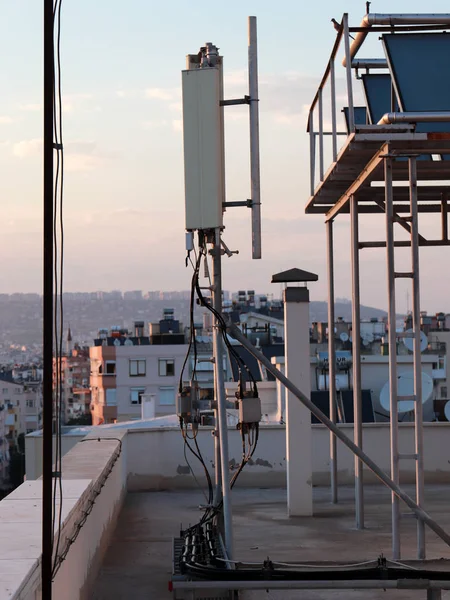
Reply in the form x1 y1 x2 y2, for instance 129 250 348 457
91 484 450 600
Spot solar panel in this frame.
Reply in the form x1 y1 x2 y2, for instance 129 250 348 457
310 390 330 424
342 106 367 133
361 73 399 125
383 33 450 134
341 389 375 423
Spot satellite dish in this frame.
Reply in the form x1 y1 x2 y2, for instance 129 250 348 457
340 332 349 342
379 370 433 413
402 329 428 353
445 401 450 422
362 338 369 346
366 332 374 343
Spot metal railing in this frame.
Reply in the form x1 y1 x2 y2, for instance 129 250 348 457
307 12 450 198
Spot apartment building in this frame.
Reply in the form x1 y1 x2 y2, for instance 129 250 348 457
52 330 91 424
90 310 189 425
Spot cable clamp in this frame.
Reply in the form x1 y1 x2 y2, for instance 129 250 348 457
52 471 61 478
53 143 63 150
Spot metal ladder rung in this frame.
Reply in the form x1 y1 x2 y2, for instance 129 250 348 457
397 453 418 460
394 272 414 279
397 395 416 402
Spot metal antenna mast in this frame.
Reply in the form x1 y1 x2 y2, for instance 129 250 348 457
181 17 261 559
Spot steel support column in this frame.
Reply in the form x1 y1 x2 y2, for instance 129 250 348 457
410 156 425 559
326 219 338 503
211 228 234 559
385 156 401 559
350 195 363 528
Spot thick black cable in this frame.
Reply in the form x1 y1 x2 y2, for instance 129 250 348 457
51 0 65 577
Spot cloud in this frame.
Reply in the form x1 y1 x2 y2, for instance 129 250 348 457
142 119 168 130
13 138 41 158
19 104 41 112
172 119 182 133
145 87 174 101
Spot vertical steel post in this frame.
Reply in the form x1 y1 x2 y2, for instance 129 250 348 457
211 228 234 559
327 219 338 503
442 191 448 241
409 156 425 559
309 112 315 196
343 13 355 132
350 195 363 528
318 88 324 181
248 16 261 260
330 58 338 162
42 0 54 597
385 156 401 559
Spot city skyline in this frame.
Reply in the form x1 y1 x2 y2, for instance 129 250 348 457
1 0 450 313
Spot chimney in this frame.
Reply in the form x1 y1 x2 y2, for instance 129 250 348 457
134 321 145 338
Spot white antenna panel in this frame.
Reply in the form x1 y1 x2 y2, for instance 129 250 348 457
182 67 224 231
379 370 433 414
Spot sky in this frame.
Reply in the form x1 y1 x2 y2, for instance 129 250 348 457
0 0 449 312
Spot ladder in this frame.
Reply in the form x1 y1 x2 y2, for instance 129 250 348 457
384 154 425 560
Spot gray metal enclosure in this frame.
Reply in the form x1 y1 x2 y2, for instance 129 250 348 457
306 11 450 563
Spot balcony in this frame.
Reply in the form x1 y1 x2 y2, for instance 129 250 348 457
0 419 443 598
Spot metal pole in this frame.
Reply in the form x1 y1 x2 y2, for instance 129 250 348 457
385 156 401 560
343 13 355 132
326 220 338 503
229 323 450 549
318 88 324 181
309 112 316 195
330 58 338 162
211 228 234 559
350 195 364 529
248 16 261 260
442 192 448 241
410 156 425 559
42 0 54 596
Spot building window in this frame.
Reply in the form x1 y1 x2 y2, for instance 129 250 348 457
26 399 35 408
2 388 7 393
129 359 146 377
106 389 117 406
159 386 175 406
130 388 145 405
441 386 447 399
158 359 175 377
105 361 116 375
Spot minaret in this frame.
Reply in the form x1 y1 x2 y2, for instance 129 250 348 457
66 327 73 356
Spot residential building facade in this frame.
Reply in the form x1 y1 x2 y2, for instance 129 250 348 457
90 311 189 425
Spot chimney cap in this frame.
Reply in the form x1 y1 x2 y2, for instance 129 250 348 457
271 267 318 284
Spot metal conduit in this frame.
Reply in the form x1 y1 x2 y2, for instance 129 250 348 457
343 13 450 67
228 323 450 550
379 112 450 125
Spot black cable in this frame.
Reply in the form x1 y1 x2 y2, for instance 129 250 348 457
51 0 64 577
51 438 122 578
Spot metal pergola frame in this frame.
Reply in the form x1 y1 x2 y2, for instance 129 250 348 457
306 11 450 564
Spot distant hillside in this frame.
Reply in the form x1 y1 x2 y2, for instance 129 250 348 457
310 300 387 323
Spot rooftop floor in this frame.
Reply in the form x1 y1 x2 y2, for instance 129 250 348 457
92 484 450 600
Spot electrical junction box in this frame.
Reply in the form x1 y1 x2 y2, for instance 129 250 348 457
176 385 199 423
238 392 261 425
182 67 224 231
